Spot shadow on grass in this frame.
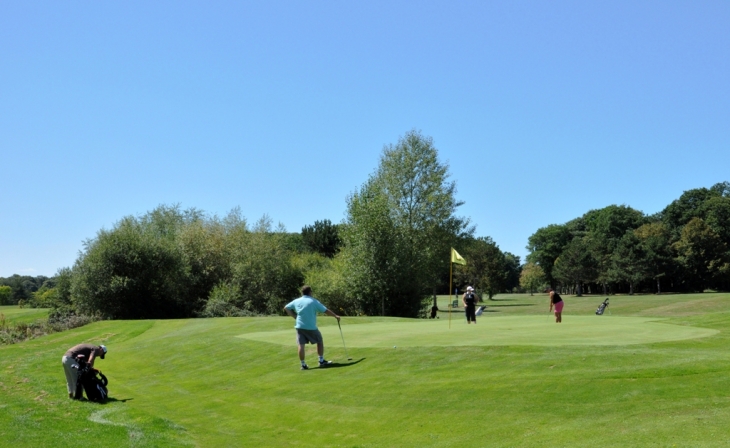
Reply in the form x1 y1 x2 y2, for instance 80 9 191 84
486 304 536 308
310 358 366 370
72 396 133 405
105 397 133 404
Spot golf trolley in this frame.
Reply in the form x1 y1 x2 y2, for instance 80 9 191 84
72 355 109 402
595 298 610 315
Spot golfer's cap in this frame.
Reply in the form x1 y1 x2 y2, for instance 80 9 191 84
100 345 107 359
467 286 474 291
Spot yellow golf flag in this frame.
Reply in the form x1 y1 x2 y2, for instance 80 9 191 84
451 248 466 266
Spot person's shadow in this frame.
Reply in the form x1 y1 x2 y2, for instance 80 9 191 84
311 358 365 370
101 397 134 404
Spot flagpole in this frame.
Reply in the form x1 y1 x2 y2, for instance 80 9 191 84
449 260 452 329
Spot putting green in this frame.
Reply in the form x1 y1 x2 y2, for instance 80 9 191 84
237 316 718 347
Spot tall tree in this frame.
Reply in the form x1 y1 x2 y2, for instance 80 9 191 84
0 285 11 305
583 205 646 293
526 224 572 287
503 252 522 293
301 219 341 258
342 130 471 317
634 222 673 293
609 231 648 295
552 236 597 296
673 217 729 291
520 263 546 296
661 187 719 237
455 237 506 300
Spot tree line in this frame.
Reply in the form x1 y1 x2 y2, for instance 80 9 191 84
0 275 50 306
524 182 730 295
8 130 519 320
7 130 726 320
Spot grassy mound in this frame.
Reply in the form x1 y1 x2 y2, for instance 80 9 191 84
2 293 730 447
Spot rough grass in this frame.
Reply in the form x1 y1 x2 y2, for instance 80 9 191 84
2 293 730 447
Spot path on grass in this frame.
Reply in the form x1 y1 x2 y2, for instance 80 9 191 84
237 316 718 347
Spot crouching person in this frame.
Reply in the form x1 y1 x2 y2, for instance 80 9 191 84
62 343 107 399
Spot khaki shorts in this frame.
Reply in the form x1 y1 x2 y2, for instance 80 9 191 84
296 328 323 345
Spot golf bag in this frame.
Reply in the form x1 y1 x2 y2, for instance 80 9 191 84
475 306 485 316
430 305 439 319
595 298 609 315
73 357 109 402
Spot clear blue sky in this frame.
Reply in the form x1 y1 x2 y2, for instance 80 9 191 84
1 1 729 278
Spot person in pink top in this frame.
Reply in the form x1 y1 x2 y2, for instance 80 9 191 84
547 287 564 323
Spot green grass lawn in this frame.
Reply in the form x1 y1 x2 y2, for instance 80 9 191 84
2 293 730 447
0 305 49 325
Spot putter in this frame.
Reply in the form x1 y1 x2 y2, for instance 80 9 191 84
337 320 352 360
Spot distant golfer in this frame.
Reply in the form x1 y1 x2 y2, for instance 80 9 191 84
463 286 477 324
284 285 340 370
548 287 563 323
62 343 107 398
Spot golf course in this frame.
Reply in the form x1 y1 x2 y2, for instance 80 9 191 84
2 292 730 447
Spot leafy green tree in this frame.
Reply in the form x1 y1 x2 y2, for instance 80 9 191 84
701 196 730 248
301 219 341 258
72 214 188 319
710 181 730 197
342 130 471 317
177 217 231 310
552 237 597 296
0 275 47 304
634 222 673 293
526 224 572 287
200 281 246 317
455 237 507 300
0 285 11 305
673 217 729 291
609 231 648 295
661 187 719 237
293 252 354 315
583 205 646 294
503 252 522 293
519 263 546 296
226 216 304 315
342 179 407 316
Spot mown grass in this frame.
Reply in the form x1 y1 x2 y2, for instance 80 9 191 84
0 305 50 325
2 293 730 447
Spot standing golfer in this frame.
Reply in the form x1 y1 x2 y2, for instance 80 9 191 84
548 287 564 323
61 343 107 398
284 285 340 370
463 286 477 324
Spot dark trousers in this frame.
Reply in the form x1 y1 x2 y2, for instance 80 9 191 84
465 306 476 322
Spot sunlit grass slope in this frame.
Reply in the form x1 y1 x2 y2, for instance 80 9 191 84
2 293 730 447
0 305 49 325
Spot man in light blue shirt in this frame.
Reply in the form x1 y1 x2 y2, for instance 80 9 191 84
284 285 340 370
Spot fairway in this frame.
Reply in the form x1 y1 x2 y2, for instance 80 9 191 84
237 315 719 347
4 293 730 447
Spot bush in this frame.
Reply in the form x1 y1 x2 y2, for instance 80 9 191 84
294 252 356 315
199 282 260 317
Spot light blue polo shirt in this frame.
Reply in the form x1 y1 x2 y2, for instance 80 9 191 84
284 295 327 330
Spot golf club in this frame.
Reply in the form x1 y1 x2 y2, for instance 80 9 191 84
337 319 352 360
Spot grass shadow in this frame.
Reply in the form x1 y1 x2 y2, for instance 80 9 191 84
487 304 536 308
310 358 366 370
104 397 133 404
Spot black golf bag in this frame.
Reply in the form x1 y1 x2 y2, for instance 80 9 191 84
595 298 609 315
73 356 109 402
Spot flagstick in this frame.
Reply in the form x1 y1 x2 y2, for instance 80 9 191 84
449 260 452 329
